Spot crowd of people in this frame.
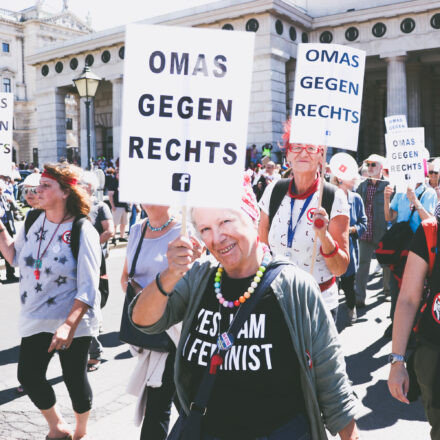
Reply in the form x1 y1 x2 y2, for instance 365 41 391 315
1 128 440 440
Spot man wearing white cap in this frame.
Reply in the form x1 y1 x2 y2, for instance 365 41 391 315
355 154 390 307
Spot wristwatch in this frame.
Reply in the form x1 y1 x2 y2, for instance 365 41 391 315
388 353 405 364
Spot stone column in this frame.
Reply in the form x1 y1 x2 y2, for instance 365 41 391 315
406 63 422 127
385 55 408 117
248 50 289 158
111 76 123 160
421 68 434 153
79 97 97 168
35 87 66 164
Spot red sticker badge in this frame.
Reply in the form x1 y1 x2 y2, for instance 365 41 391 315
432 293 440 324
62 230 71 244
339 164 347 173
305 350 313 369
306 208 316 223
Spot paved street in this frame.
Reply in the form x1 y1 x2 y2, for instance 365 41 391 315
0 247 430 440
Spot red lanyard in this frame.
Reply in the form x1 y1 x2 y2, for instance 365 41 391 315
34 214 68 280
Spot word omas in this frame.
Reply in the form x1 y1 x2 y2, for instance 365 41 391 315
184 309 273 371
147 51 227 78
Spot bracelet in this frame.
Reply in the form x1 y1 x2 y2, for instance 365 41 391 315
155 272 173 297
320 241 339 258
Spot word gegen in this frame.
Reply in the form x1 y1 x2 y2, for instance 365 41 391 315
300 76 359 95
138 94 232 122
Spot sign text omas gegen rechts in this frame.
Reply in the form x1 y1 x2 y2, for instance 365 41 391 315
128 51 236 167
120 25 254 208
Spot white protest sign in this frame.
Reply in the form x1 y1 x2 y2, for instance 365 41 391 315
290 43 366 151
385 114 407 133
0 93 13 176
119 24 254 209
385 127 425 192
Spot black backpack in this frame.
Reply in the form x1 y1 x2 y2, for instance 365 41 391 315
268 178 337 227
24 209 109 308
375 190 426 287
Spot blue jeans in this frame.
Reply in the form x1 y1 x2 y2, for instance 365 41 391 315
202 414 311 440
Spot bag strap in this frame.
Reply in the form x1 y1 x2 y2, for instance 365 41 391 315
24 209 44 236
422 218 438 277
129 221 149 279
269 178 290 226
322 181 337 218
181 261 289 440
409 189 426 220
70 216 87 261
269 178 337 227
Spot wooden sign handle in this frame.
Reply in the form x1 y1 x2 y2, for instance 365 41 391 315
181 205 187 236
310 145 328 274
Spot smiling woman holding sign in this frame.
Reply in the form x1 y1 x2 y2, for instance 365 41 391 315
128 175 359 440
258 122 350 320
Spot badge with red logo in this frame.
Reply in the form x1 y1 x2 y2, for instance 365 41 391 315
62 230 71 244
306 208 316 223
305 350 313 369
432 293 440 324
339 164 347 173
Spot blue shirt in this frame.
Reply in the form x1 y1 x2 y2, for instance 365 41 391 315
344 191 367 277
390 184 437 232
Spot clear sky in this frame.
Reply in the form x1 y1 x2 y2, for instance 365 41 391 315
2 0 219 30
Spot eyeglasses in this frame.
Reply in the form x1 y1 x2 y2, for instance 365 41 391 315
366 163 377 167
288 145 321 154
22 187 37 195
429 171 439 175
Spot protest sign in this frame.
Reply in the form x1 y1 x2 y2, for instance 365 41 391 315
329 153 359 180
0 93 13 176
385 114 407 133
119 24 254 209
385 127 425 192
290 43 366 151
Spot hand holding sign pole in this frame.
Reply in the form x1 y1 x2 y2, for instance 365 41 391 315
289 43 366 273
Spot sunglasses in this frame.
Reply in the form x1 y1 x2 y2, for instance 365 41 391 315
429 170 439 175
366 163 377 167
288 145 321 154
23 187 37 195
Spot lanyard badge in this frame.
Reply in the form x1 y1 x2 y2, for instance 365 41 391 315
287 194 314 248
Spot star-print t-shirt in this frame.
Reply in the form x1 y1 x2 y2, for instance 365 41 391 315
181 271 306 439
13 212 102 338
259 182 349 311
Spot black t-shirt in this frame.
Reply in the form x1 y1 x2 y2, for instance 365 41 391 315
181 270 306 439
107 177 127 208
410 223 430 263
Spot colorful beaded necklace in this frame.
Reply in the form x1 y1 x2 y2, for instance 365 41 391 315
214 252 271 308
146 216 174 232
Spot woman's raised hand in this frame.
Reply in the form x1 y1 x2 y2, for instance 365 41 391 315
166 235 203 279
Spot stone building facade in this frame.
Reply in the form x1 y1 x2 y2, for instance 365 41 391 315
26 0 440 165
0 1 91 165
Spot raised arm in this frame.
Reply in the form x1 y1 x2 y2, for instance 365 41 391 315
131 235 201 327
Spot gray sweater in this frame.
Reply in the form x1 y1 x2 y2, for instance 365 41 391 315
129 258 358 439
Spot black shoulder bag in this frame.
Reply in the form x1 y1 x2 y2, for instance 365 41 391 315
119 221 173 351
167 261 288 440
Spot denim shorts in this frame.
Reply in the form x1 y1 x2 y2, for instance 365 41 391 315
202 413 311 440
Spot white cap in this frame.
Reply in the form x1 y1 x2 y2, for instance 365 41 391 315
364 154 385 165
22 173 41 187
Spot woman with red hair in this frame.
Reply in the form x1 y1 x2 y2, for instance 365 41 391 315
258 121 350 320
0 163 101 440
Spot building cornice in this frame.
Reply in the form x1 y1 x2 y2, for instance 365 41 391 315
312 0 440 28
26 26 125 65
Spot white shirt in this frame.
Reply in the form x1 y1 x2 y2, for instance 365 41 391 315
259 182 349 310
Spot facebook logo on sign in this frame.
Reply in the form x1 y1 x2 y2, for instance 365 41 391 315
172 173 191 192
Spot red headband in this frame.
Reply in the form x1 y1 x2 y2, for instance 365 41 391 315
42 170 78 186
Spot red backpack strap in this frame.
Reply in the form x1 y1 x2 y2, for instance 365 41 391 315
422 218 438 277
